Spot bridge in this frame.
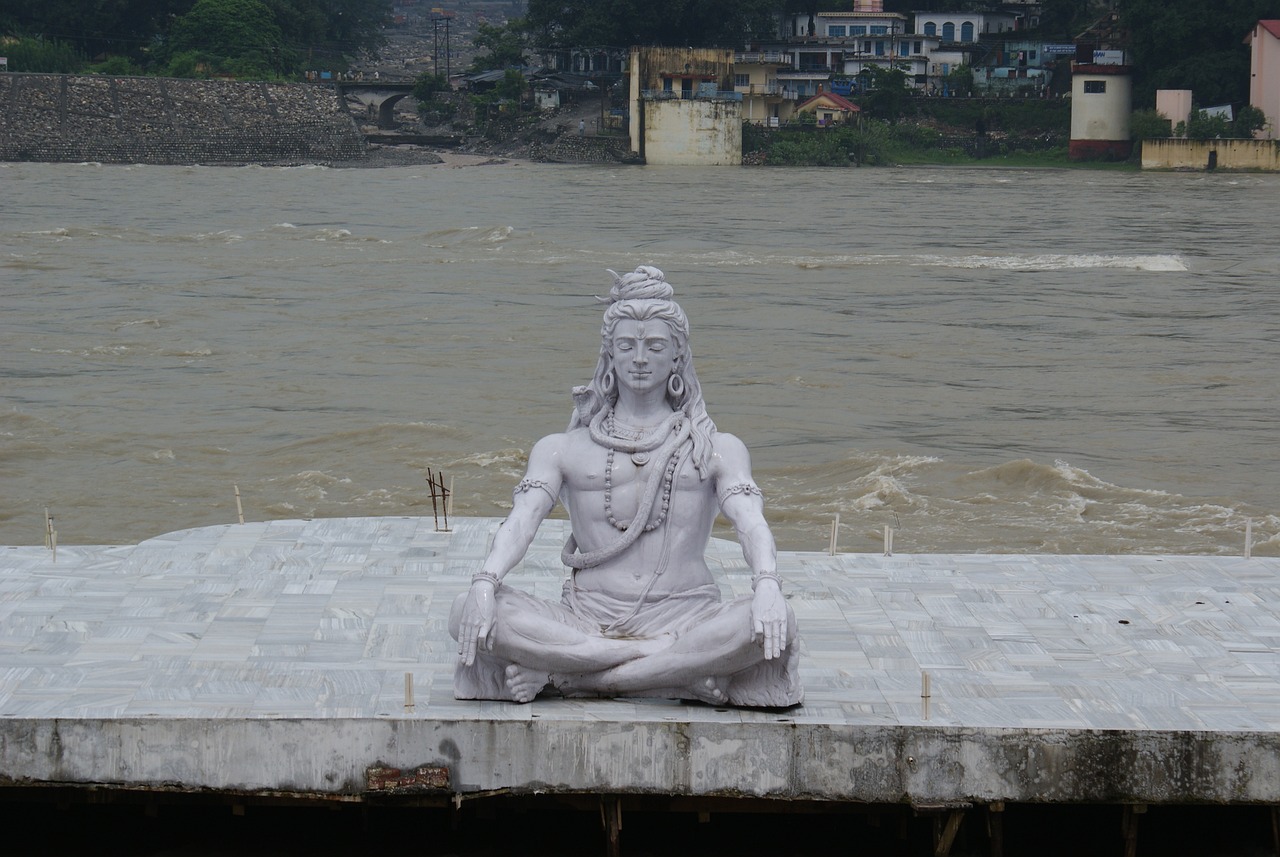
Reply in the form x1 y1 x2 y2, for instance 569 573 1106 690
334 81 418 130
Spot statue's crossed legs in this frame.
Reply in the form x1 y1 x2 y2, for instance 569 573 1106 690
449 582 802 708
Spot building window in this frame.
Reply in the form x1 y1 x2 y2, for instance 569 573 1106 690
863 40 872 53
961 22 974 41
828 25 846 37
851 25 867 35
1084 80 1106 93
942 22 955 40
1029 50 1037 61
734 74 750 88
923 21 936 36
663 78 673 92
874 41 885 56
914 41 923 54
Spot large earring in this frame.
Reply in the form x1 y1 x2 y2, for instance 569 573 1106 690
667 372 684 399
602 368 616 393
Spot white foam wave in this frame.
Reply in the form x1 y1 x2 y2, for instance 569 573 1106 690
944 253 1187 272
788 252 1187 272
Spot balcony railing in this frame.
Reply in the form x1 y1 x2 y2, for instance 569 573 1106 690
734 51 792 65
735 82 784 96
641 89 743 102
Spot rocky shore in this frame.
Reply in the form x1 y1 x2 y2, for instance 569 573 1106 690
0 73 634 168
0 74 370 166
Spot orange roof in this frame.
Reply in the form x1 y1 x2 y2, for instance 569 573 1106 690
1245 20 1280 42
798 91 862 112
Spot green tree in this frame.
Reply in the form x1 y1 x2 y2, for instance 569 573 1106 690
525 0 786 50
493 69 527 103
412 72 450 103
1232 103 1268 137
167 0 286 73
945 64 973 97
1116 0 1276 107
1036 0 1092 39
863 65 910 122
471 20 528 71
1183 109 1233 139
2 36 86 73
1 0 186 62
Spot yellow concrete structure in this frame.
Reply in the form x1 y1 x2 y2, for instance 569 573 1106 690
1141 138 1280 171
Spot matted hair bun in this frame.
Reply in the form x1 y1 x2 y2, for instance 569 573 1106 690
605 265 674 303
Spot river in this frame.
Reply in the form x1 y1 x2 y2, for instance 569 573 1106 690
2 160 1277 556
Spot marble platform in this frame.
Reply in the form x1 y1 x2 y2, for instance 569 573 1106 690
1 516 1278 807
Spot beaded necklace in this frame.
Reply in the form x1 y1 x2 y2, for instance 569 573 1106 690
591 409 684 533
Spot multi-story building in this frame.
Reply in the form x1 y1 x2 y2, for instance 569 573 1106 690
1245 20 1280 139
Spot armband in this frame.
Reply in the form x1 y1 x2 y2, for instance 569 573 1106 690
717 481 763 505
514 478 558 504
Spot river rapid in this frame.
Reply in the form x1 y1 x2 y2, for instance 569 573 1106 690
3 160 1278 556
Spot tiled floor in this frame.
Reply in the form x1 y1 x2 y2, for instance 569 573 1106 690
1 516 1277 735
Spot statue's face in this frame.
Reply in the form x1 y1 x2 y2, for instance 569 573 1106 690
610 319 677 396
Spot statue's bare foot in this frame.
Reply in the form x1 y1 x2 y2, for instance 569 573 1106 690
504 664 551 703
686 676 729 705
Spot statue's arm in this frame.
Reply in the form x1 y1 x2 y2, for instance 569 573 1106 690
457 434 563 666
713 433 788 660
480 433 565 582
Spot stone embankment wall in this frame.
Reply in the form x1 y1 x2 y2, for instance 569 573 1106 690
1141 138 1280 171
527 134 634 164
0 74 366 165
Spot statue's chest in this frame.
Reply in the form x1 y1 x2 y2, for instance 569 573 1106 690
570 446 702 498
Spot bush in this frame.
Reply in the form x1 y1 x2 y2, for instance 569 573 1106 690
5 37 85 73
1130 108 1172 140
413 72 450 103
89 56 143 76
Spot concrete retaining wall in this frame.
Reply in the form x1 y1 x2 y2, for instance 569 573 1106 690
643 98 742 166
1141 138 1280 171
4 718 1279 804
0 74 367 165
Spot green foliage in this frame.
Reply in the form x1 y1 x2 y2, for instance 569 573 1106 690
2 36 86 73
945 64 973 98
1179 105 1272 139
3 0 389 75
746 98 1080 168
1116 0 1276 107
413 72 451 103
1233 104 1268 138
90 56 145 76
747 121 893 167
524 0 784 49
164 51 215 79
470 20 528 72
493 69 527 103
168 0 286 73
862 66 910 121
905 98 1069 136
1 0 178 61
1035 0 1093 39
1129 108 1172 140
1184 109 1233 140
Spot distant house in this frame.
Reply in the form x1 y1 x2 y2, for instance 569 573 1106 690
796 91 862 126
1245 20 1280 139
913 11 1020 44
733 50 796 126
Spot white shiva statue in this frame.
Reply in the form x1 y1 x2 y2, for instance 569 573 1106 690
450 266 802 708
